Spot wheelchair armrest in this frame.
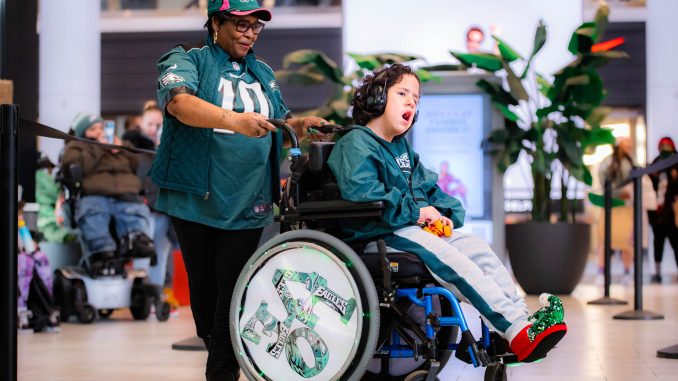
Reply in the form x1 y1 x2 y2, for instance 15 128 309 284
280 200 384 222
297 200 384 218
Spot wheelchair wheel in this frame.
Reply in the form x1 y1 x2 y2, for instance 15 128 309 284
484 363 507 381
364 294 457 380
230 230 380 381
403 370 440 381
53 270 73 322
130 288 151 320
98 309 114 319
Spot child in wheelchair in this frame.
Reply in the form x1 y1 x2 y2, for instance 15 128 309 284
60 113 156 276
326 63 567 364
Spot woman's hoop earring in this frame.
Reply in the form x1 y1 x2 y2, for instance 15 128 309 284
213 30 218 44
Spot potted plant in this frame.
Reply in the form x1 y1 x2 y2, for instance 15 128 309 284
449 5 626 294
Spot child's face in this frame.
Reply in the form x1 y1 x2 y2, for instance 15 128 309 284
84 122 106 142
382 74 420 137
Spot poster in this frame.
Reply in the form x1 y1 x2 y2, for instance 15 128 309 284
412 94 485 218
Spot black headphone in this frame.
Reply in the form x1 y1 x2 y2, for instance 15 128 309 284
364 72 419 125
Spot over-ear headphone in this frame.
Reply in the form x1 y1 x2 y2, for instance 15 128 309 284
364 72 419 125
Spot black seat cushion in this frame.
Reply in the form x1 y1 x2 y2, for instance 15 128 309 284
359 251 435 283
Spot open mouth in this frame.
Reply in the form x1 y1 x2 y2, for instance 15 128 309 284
402 111 412 122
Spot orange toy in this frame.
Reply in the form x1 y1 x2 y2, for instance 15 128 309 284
422 220 452 238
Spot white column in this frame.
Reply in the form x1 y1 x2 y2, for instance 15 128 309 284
647 0 678 159
38 0 100 164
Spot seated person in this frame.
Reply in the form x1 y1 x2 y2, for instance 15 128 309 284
61 113 155 274
35 153 75 243
327 64 567 363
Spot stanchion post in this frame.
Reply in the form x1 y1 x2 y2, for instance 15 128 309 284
589 179 627 305
613 175 663 320
1 104 19 381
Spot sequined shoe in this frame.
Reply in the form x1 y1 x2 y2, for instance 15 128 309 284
510 293 567 363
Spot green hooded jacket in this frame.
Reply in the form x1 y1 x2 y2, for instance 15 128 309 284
327 126 465 242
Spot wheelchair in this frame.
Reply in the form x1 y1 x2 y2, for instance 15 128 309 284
229 121 517 381
52 163 170 324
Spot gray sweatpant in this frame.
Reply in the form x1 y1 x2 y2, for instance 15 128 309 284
381 226 530 342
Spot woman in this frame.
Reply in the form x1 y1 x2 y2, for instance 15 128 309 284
149 1 326 380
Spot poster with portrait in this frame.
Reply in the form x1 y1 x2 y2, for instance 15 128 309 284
411 94 485 218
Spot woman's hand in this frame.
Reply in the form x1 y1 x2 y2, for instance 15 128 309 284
289 116 331 142
234 112 277 138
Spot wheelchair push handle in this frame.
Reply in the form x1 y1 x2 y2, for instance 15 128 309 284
266 119 299 151
306 123 345 135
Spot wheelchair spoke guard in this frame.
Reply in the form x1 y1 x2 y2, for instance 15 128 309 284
230 230 380 381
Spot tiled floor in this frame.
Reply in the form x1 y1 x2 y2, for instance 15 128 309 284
18 264 678 381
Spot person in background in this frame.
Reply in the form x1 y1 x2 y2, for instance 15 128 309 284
466 25 485 53
596 137 656 285
648 137 678 283
124 114 142 132
123 100 180 310
61 112 155 275
35 153 74 243
328 63 567 365
149 1 327 380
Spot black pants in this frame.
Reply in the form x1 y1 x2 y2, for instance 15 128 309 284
172 217 263 379
648 210 678 266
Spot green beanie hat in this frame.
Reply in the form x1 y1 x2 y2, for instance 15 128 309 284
71 113 102 138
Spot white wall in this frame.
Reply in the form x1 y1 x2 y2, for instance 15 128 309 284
647 0 678 159
343 0 582 76
38 0 101 164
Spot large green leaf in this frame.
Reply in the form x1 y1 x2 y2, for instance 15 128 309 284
593 4 610 43
476 79 519 106
521 20 547 78
585 106 610 128
375 53 421 65
555 125 583 168
493 102 520 122
582 50 629 68
588 192 625 208
568 22 596 55
415 69 441 83
275 69 326 86
419 64 463 71
282 49 343 84
536 73 552 96
450 51 503 72
503 62 529 101
347 53 380 71
582 126 615 148
564 74 590 87
493 36 523 63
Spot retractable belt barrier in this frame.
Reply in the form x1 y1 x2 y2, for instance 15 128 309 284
20 118 157 156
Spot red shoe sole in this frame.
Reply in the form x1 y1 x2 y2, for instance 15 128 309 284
519 323 567 363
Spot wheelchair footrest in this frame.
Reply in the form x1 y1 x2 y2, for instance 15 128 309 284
455 330 490 367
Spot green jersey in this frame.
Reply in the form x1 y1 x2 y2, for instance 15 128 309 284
152 37 288 229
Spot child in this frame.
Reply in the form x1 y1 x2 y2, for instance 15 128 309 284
327 63 567 363
61 113 156 275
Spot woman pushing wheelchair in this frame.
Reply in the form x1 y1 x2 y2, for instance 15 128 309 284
327 63 567 363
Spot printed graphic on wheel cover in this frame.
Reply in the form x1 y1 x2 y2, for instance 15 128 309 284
238 243 363 380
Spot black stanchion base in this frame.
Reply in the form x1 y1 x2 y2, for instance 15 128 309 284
171 336 207 351
588 297 628 305
657 344 678 359
613 310 664 320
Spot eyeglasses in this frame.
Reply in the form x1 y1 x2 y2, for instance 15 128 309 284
227 18 265 35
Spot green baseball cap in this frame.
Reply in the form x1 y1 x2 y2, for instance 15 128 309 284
207 0 272 21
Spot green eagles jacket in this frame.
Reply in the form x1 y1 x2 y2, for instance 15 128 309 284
149 35 287 200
